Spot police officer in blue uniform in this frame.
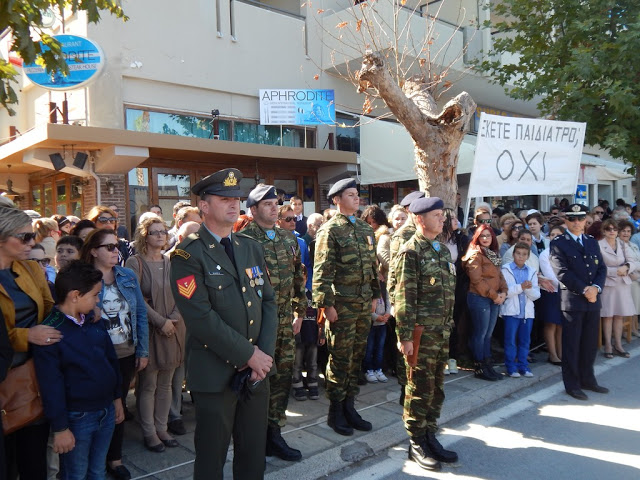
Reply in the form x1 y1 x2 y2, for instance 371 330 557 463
549 204 609 400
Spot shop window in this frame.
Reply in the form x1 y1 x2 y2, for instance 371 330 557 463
128 168 150 230
157 173 191 226
336 114 360 153
30 177 83 217
125 108 230 140
234 122 312 148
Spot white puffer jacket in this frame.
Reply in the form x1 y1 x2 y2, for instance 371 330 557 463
500 263 541 318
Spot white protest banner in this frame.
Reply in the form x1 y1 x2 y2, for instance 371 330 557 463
468 113 586 197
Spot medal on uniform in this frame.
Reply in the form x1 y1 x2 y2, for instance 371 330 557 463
245 268 255 287
256 266 265 285
595 259 599 265
266 230 276 240
348 215 356 223
257 290 262 298
216 265 221 270
432 241 441 252
430 277 436 285
366 236 374 251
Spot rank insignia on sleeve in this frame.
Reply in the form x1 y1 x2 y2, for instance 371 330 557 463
176 275 197 299
172 249 191 260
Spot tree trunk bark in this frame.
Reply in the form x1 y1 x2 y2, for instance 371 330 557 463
358 53 476 209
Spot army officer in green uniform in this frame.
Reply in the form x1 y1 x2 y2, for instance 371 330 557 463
170 168 277 480
313 178 380 436
393 196 458 471
241 184 306 462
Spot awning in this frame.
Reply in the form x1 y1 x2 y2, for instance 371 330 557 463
359 117 476 185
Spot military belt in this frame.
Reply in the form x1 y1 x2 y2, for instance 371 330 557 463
333 284 369 296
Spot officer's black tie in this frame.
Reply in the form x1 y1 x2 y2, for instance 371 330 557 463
220 237 236 266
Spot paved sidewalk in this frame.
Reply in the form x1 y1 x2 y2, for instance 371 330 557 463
116 342 638 479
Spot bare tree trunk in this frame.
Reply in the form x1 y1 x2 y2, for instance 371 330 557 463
358 52 476 208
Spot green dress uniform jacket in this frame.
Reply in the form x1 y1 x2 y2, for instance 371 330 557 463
170 225 277 393
312 213 380 307
388 216 417 305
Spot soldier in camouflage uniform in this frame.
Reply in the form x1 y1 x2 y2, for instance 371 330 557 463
241 184 306 461
387 191 425 405
313 178 380 436
394 197 458 471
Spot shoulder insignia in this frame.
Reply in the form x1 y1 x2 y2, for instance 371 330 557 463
171 249 191 260
176 275 197 299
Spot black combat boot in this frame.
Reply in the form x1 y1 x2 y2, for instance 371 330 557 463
408 436 441 471
425 432 458 463
343 396 372 431
266 425 302 461
327 400 353 436
474 362 497 381
484 358 503 380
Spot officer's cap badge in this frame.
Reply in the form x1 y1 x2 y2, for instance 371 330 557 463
572 205 581 212
223 171 238 187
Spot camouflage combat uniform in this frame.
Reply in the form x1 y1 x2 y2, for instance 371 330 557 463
387 215 417 387
312 212 380 402
394 231 455 438
239 222 306 428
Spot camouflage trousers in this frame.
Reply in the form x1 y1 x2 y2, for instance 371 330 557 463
325 301 371 402
268 314 295 428
403 327 449 438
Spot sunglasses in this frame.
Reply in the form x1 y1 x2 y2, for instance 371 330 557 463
11 232 37 244
478 219 492 224
594 211 604 214
31 258 51 267
479 234 492 239
98 243 118 252
97 217 117 224
148 230 169 236
566 216 585 222
280 216 295 222
512 225 524 230
605 227 618 232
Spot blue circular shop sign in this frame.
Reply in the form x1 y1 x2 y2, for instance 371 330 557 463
23 35 105 90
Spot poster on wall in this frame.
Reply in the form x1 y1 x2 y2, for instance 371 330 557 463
468 113 586 197
259 89 335 126
575 184 588 205
22 35 105 90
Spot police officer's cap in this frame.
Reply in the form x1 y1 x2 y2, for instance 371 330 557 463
192 168 244 198
409 196 444 214
246 184 278 208
564 203 588 217
399 191 425 207
327 178 358 201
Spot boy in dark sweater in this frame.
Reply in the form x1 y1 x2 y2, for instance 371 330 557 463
33 261 123 480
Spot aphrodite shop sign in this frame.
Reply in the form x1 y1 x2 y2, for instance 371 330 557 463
23 35 105 90
259 89 336 126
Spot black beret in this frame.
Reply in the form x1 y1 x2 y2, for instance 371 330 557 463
327 178 357 201
409 196 444 214
192 168 244 198
399 190 425 207
246 184 278 208
564 203 588 216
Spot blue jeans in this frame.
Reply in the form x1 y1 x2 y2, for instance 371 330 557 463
364 324 387 371
503 316 534 374
467 293 500 362
60 404 115 480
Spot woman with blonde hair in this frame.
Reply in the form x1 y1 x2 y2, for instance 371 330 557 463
125 217 185 453
497 213 518 249
86 206 132 265
33 217 60 260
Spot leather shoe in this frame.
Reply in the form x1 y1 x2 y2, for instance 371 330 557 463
167 419 187 436
161 438 179 448
581 384 609 394
566 389 588 401
106 464 131 480
425 432 458 463
144 439 166 453
408 437 441 471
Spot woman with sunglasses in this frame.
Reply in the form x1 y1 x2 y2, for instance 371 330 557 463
462 224 508 381
499 220 525 257
86 206 133 266
0 206 56 479
80 229 149 479
598 219 638 359
496 213 518 249
125 216 184 453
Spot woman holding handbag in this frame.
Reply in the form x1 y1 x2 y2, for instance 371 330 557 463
0 206 56 479
125 216 185 452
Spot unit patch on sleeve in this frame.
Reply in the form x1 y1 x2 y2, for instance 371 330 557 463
172 249 191 260
176 275 197 299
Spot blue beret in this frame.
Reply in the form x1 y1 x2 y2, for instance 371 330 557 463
409 196 444 214
565 203 588 216
400 191 425 207
327 178 358 201
246 184 278 208
192 168 244 198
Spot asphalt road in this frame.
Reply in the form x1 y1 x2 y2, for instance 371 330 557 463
332 352 640 480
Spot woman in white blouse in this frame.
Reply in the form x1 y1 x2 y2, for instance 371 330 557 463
617 219 640 337
538 225 565 365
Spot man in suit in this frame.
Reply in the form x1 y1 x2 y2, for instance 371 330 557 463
291 195 307 236
170 168 277 479
549 203 609 401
